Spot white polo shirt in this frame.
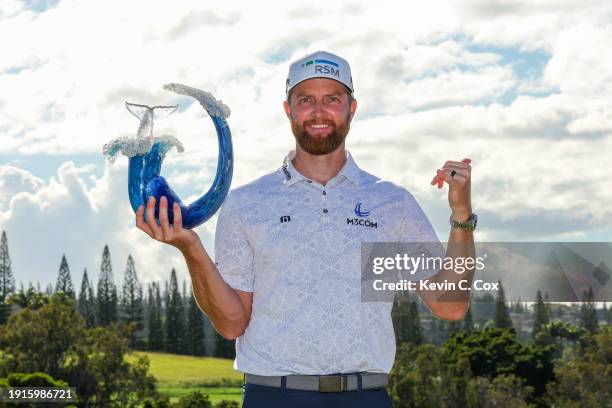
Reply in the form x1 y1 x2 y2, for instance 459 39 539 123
214 149 442 376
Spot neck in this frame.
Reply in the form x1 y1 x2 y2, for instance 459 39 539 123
292 144 347 186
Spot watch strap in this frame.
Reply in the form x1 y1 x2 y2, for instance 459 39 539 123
450 213 477 231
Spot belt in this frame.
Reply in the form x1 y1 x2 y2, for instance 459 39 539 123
244 372 388 393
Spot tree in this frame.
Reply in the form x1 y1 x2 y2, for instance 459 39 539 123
55 254 75 299
388 343 443 407
466 374 535 408
532 290 549 339
405 301 423 345
544 292 552 318
440 357 472 408
392 292 411 345
120 255 145 348
535 321 588 359
165 269 185 353
495 280 513 329
462 306 474 333
0 230 15 324
77 268 96 328
214 332 235 359
97 245 118 326
186 285 206 356
0 294 162 407
175 390 212 408
447 320 460 337
546 327 612 407
443 328 555 399
0 293 80 379
147 282 164 351
7 286 51 310
472 292 495 327
580 287 598 334
604 302 612 325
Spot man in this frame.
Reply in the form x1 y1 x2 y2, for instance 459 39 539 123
136 50 476 407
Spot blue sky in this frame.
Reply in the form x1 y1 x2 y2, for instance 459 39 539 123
1 0 611 290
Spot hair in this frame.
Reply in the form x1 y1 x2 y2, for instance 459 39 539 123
287 85 354 105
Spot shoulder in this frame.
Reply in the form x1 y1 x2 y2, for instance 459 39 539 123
223 168 285 209
358 169 417 205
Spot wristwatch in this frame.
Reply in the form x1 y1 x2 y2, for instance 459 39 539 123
449 213 478 231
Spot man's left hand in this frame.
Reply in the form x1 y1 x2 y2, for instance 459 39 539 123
430 158 472 219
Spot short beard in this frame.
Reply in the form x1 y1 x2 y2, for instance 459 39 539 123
291 113 351 156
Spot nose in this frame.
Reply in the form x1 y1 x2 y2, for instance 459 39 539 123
310 100 329 119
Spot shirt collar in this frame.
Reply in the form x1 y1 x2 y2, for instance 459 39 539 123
281 149 362 187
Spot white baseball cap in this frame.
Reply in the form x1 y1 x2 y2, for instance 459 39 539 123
286 50 354 97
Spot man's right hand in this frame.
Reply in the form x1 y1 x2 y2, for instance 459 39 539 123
136 196 201 255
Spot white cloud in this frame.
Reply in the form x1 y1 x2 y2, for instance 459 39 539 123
0 166 44 211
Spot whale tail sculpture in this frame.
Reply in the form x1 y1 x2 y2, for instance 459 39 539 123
104 84 233 229
125 102 178 140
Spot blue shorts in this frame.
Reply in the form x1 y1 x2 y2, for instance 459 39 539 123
242 382 394 408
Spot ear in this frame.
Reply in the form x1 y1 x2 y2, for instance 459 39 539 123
349 98 357 120
283 99 292 119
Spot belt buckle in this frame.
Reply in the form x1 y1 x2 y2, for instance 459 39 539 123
319 375 347 392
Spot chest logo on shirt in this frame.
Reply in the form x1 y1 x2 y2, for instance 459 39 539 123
280 215 291 223
348 203 377 228
354 202 371 217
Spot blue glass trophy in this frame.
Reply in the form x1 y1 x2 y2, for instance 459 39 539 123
103 83 233 229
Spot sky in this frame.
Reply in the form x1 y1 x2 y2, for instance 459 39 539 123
1 0 611 291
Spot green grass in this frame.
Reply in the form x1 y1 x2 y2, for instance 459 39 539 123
128 351 244 404
130 351 243 384
157 385 242 405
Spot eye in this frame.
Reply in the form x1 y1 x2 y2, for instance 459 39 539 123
298 96 312 104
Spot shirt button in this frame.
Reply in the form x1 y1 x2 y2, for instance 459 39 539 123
323 208 328 214
322 191 327 195
306 180 312 183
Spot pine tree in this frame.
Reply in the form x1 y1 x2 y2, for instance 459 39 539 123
430 316 441 345
186 285 206 356
97 245 118 326
532 290 549 339
147 282 164 350
181 279 189 351
0 231 15 324
392 293 411 345
165 269 185 353
55 254 75 299
604 302 612 325
580 287 598 333
214 332 235 358
463 306 474 332
447 320 460 337
77 268 96 327
120 255 144 348
405 301 423 345
544 292 552 318
495 280 513 329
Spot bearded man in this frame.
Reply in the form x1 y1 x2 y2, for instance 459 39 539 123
136 50 477 407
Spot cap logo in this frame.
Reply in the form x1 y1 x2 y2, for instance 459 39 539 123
301 59 340 78
301 59 339 68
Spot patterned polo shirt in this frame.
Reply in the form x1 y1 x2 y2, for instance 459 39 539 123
214 149 442 376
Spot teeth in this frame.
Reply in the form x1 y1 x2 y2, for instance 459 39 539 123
310 124 329 128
